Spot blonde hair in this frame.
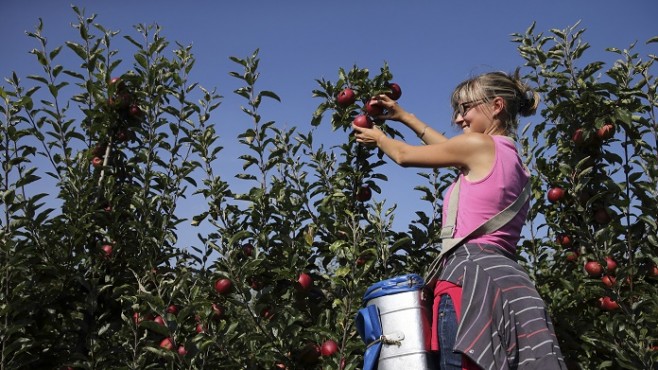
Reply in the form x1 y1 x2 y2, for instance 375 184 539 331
450 68 540 134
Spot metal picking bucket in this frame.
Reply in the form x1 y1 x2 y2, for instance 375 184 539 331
362 274 435 370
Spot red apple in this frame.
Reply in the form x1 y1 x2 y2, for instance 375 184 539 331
115 130 130 143
320 339 339 357
166 305 178 315
248 276 264 291
556 233 572 246
596 123 615 141
92 144 106 157
297 272 313 291
298 343 321 365
109 76 126 91
584 261 603 277
356 255 368 266
101 244 113 257
336 88 356 107
153 315 165 326
159 337 174 351
132 312 142 325
572 128 585 145
547 187 565 203
601 275 616 288
386 82 402 100
353 114 373 129
214 278 233 295
356 185 372 202
593 208 611 224
365 99 384 116
195 323 205 333
177 345 187 356
128 104 142 118
260 306 274 320
92 156 103 168
212 303 225 320
605 256 617 273
649 265 658 279
242 243 254 257
599 296 619 311
565 250 578 262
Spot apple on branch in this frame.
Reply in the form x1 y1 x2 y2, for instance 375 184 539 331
386 82 402 100
336 88 356 108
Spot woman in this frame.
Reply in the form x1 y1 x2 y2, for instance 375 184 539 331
352 70 566 370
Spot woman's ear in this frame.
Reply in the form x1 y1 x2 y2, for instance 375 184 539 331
492 96 506 116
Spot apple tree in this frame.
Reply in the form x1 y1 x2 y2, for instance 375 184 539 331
512 22 658 369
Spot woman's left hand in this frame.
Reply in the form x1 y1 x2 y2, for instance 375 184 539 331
352 124 384 147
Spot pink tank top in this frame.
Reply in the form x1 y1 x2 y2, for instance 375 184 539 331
442 135 530 252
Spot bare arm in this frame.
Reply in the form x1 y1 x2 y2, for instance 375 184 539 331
371 94 448 145
352 125 495 180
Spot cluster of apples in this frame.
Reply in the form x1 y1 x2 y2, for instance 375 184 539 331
334 82 402 204
89 76 144 169
132 299 226 357
335 82 402 130
571 122 616 146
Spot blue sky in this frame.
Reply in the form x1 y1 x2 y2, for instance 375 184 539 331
1 1 656 250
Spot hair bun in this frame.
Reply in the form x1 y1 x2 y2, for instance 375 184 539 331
519 90 535 111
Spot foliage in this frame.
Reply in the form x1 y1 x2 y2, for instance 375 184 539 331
0 6 656 370
513 22 658 369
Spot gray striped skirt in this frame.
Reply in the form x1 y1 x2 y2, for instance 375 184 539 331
437 243 567 370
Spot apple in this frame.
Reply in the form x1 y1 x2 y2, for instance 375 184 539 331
356 185 372 202
584 261 603 277
365 99 384 116
596 123 615 141
132 312 142 325
260 306 274 320
109 76 126 91
115 130 130 143
386 82 402 100
92 156 103 168
320 339 339 357
556 233 572 246
547 187 565 203
353 114 373 129
159 337 174 351
605 256 617 273
177 345 187 356
336 88 356 108
214 278 233 295
195 323 205 333
565 250 578 262
92 144 106 157
248 276 264 291
242 243 254 257
212 303 225 320
601 275 616 288
166 305 178 315
356 255 368 266
572 128 585 145
297 272 313 291
599 296 619 311
153 315 165 326
298 343 321 365
593 208 611 225
649 264 658 279
101 244 113 257
128 104 142 118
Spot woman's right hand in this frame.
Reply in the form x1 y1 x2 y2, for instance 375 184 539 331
371 94 408 122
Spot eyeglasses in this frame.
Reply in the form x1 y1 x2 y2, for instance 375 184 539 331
454 99 486 120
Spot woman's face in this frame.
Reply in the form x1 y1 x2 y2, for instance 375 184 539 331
453 98 495 134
